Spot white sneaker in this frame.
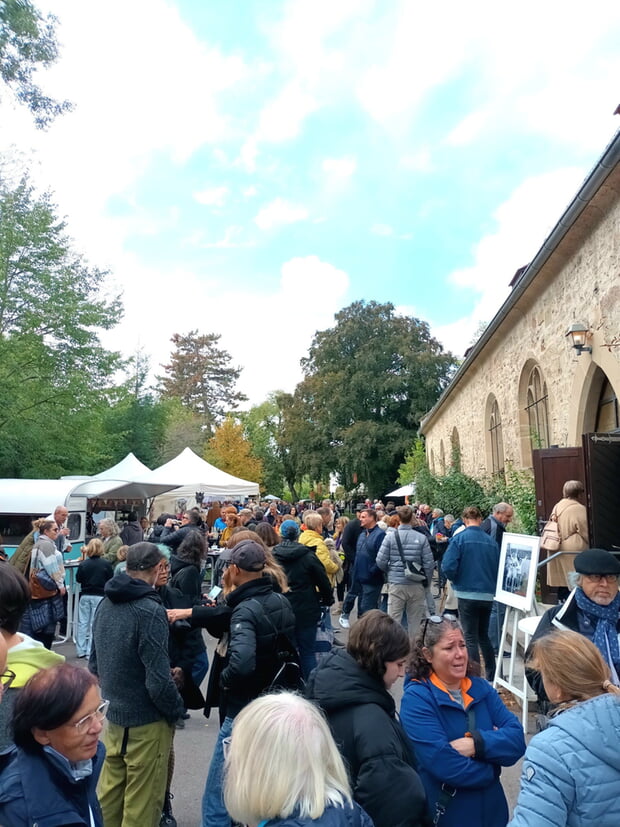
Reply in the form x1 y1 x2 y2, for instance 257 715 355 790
339 615 350 629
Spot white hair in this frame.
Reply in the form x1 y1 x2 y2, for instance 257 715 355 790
223 693 352 823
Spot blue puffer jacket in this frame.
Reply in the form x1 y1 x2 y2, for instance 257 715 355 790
259 802 374 826
508 693 620 827
441 526 500 599
0 740 105 826
401 675 525 827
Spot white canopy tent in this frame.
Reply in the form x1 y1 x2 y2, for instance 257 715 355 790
386 483 416 498
148 447 260 514
65 452 179 502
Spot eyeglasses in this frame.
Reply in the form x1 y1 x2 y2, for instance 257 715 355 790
421 615 457 647
72 699 109 734
0 670 15 690
584 574 619 584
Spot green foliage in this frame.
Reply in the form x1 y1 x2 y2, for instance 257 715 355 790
294 300 457 498
157 330 247 435
398 438 427 485
0 174 123 476
240 395 286 496
0 0 72 127
485 465 537 535
159 398 205 463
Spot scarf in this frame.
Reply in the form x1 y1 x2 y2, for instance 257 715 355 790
574 588 620 673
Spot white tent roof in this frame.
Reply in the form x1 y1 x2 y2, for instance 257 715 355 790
67 453 179 501
386 483 416 497
148 447 260 500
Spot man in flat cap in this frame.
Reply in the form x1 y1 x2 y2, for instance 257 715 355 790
201 539 296 827
527 548 620 709
90 542 184 826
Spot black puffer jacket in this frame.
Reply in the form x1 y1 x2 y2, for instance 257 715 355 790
273 540 333 627
306 649 431 827
221 577 296 718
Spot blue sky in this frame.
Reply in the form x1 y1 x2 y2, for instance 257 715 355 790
1 0 619 404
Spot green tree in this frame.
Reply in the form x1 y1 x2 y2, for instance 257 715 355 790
100 350 169 469
0 0 72 127
159 398 205 463
206 415 263 485
295 300 456 498
0 174 122 476
157 331 247 435
240 395 286 495
398 437 427 486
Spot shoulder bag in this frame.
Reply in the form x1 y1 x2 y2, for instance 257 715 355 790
394 531 428 586
29 551 59 600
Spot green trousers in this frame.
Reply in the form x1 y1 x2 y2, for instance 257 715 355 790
98 719 174 827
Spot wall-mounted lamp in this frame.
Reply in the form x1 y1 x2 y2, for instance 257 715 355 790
566 322 592 356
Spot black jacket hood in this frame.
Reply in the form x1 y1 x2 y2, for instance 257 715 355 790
104 572 162 605
307 648 395 716
273 539 311 562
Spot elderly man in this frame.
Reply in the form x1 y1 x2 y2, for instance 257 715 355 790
46 505 72 555
527 548 620 709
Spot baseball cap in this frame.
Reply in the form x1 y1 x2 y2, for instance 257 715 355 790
230 540 266 572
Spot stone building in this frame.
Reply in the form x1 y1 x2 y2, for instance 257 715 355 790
420 129 620 479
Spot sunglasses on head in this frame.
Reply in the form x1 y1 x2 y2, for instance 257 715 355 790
421 614 457 647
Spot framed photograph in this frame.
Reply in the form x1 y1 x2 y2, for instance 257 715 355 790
495 532 541 611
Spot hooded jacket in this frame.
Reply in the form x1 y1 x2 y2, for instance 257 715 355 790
89 573 184 727
0 740 105 827
306 648 431 827
299 529 339 583
272 539 334 627
509 693 620 827
259 803 373 827
400 675 525 827
169 554 202 599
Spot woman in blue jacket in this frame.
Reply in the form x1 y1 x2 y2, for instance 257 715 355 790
401 616 525 827
0 663 106 827
223 692 373 827
509 630 620 827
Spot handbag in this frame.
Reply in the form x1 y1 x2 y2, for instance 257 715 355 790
394 531 428 587
29 598 53 632
540 512 561 552
29 557 58 600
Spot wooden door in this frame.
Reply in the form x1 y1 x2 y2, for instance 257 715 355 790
582 432 620 552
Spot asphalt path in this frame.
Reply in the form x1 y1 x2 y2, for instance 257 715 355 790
60 600 531 827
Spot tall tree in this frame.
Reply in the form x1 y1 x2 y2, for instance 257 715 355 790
0 174 122 476
158 331 247 434
206 416 263 485
295 300 456 498
0 0 72 126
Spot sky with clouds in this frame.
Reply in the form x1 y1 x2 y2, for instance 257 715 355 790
1 0 619 406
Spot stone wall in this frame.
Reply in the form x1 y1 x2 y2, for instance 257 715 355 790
422 173 620 478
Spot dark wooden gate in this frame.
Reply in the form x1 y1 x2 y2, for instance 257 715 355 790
582 432 620 551
532 447 586 602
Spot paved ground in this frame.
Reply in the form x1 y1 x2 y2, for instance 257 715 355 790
60 598 534 826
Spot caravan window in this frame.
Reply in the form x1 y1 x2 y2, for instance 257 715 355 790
0 516 34 546
67 513 82 541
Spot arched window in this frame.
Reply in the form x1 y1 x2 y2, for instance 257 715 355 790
451 427 461 471
488 396 504 474
430 448 435 474
439 440 446 475
596 378 619 432
525 365 550 450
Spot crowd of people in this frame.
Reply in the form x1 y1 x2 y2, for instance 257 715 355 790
0 487 618 827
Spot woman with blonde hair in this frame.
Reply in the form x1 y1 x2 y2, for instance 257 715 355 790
223 692 372 826
75 538 114 658
509 630 620 827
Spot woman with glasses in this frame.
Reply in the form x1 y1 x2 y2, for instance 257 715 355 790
0 663 107 826
526 548 620 712
509 630 620 827
401 616 525 827
306 610 431 827
0 567 65 750
22 520 66 649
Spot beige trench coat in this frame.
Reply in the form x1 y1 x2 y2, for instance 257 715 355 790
546 497 589 587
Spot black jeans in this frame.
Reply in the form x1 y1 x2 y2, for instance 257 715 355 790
458 597 495 681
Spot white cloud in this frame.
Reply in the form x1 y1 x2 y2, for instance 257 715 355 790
322 157 357 177
371 223 394 236
256 80 319 143
202 227 255 249
444 110 489 146
243 186 258 198
400 150 433 172
433 166 589 356
254 198 309 230
193 186 229 207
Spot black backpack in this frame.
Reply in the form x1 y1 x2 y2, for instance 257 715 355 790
248 598 303 692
